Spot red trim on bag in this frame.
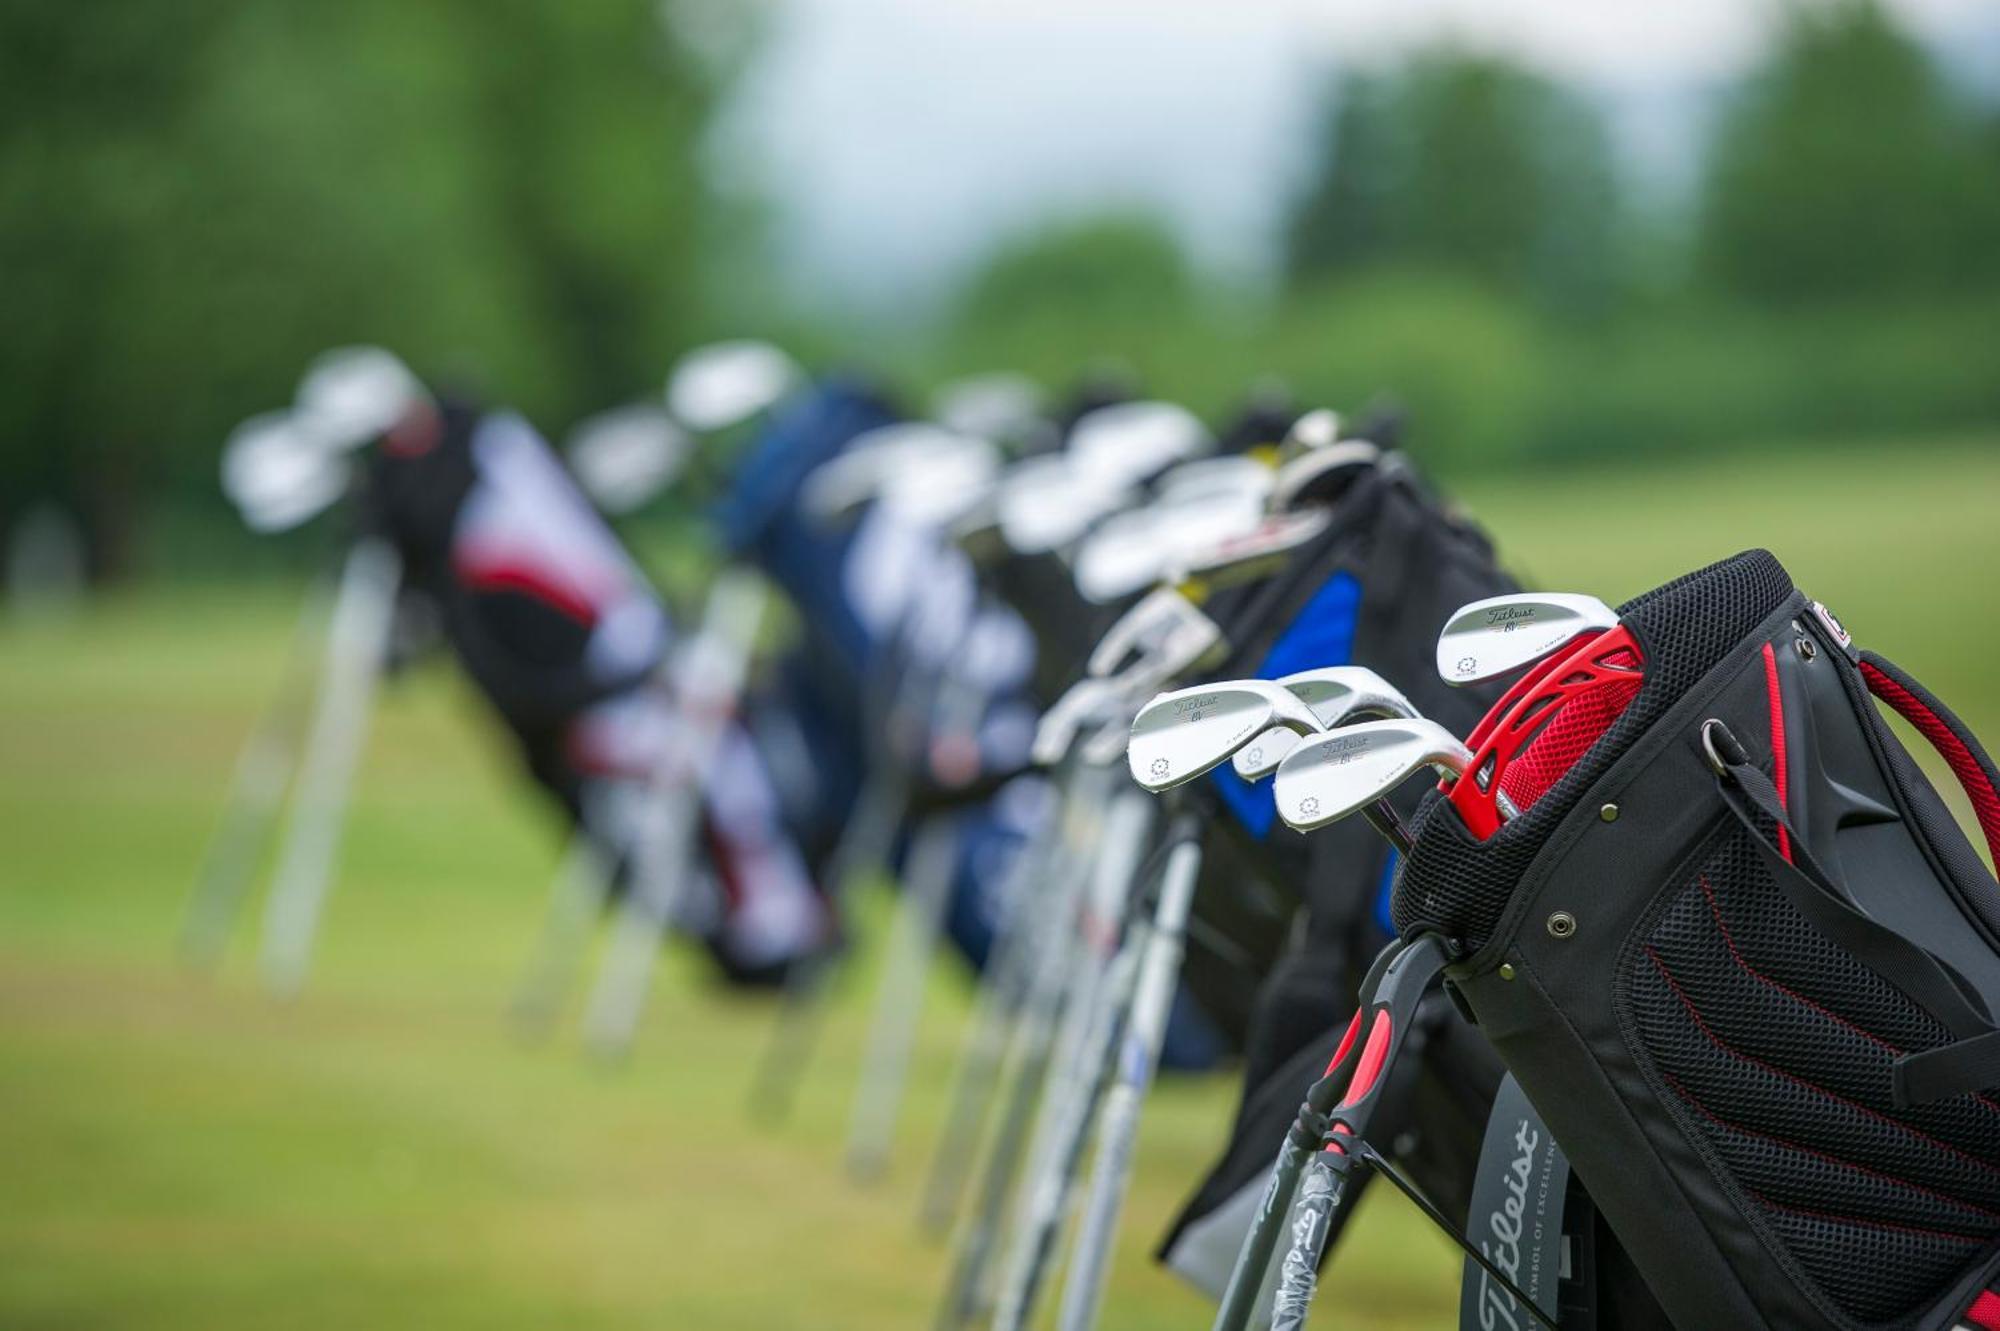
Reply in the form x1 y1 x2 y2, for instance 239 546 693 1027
455 561 600 625
1659 1067 2000 1221
1697 875 2000 1120
1861 661 2000 871
1762 642 1791 862
1965 1290 2000 1329
1644 947 2000 1181
1746 1190 1986 1246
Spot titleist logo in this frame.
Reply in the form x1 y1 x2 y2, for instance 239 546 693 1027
1476 1119 1540 1331
1484 606 1541 630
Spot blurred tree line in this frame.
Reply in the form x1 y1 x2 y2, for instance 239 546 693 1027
932 0 2000 473
0 0 717 575
4 0 1997 580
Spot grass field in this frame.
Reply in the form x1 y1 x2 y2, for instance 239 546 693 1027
3 437 1997 1329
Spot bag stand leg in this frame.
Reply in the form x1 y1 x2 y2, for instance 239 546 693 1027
255 538 403 998
748 765 908 1127
180 578 335 968
581 568 767 1060
509 829 616 1036
844 812 961 1181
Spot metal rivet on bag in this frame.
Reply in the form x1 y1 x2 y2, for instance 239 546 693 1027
1795 636 1816 661
1498 963 1516 981
1599 802 1619 822
1546 911 1577 940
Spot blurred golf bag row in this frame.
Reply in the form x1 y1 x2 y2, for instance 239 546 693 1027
189 344 2000 1331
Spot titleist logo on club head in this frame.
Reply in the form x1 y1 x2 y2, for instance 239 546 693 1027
1483 605 1543 631
1313 733 1374 765
1169 693 1223 717
1476 1118 1544 1331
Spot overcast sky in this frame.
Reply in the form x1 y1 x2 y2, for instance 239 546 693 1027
707 0 2000 313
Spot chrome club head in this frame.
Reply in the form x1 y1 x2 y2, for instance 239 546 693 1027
801 423 996 528
1435 592 1619 686
221 412 351 534
1067 400 1214 489
665 340 802 434
567 405 691 514
1231 667 1417 781
1127 679 1322 793
293 346 424 450
1273 717 1473 832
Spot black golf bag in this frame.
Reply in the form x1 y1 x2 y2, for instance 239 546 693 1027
1393 549 2000 1329
1158 451 1525 1284
360 397 832 982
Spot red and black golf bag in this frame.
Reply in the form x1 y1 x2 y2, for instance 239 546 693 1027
1393 549 2000 1329
361 396 832 982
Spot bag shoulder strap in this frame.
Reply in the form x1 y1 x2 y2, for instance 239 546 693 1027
1859 650 2000 875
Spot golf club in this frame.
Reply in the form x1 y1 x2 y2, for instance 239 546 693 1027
1271 717 1489 838
1230 666 1416 781
1125 679 1322 794
1434 591 1618 686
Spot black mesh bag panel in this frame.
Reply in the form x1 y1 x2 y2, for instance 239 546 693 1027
1392 548 1796 949
1628 826 2000 1325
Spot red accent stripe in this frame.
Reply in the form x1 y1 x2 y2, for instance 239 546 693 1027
1745 1190 1986 1246
1322 1010 1363 1076
1965 1290 2000 1329
1659 1067 2000 1221
454 561 600 625
1644 947 2000 1180
1323 1010 1394 1153
1343 1011 1395 1104
1697 874 2000 1120
1860 661 2000 872
1762 642 1791 862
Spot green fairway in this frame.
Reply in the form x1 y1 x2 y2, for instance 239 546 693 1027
2 437 1996 1329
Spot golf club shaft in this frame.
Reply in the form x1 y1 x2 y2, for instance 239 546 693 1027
992 787 1150 1253
919 791 1065 1230
1055 828 1202 1331
1361 798 1413 856
931 790 1103 1330
991 925 1142 1331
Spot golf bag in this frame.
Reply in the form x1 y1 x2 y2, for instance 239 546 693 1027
1158 451 1526 1285
1394 549 2000 1329
713 377 1049 967
362 397 831 981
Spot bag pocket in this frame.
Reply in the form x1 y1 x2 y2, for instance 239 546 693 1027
1621 820 2000 1326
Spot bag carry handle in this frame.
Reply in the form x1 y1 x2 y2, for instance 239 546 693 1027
1860 651 2000 877
1706 720 2000 1107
